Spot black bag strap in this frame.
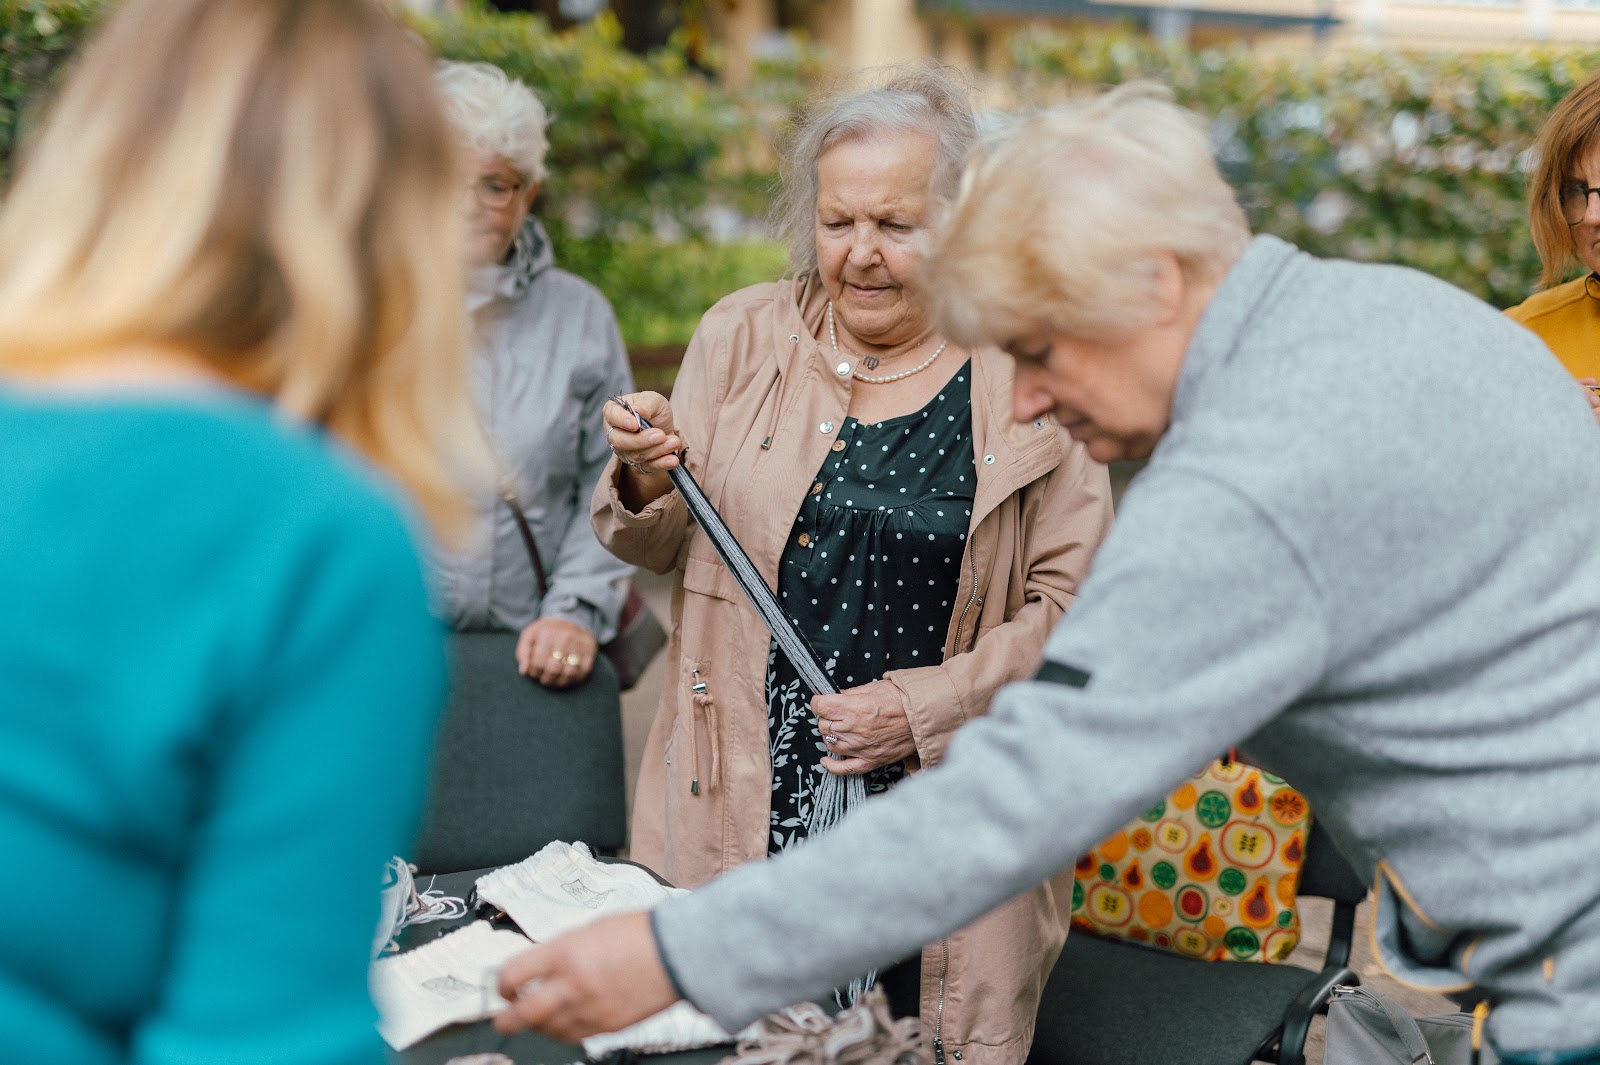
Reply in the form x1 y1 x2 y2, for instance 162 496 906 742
500 481 550 600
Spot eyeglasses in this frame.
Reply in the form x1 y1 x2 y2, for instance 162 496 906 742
1560 182 1600 225
468 175 526 210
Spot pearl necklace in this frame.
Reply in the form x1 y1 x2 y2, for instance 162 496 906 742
828 303 947 384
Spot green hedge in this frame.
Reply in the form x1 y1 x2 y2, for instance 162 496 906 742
0 0 104 186
413 8 793 357
413 9 768 246
1009 28 1600 309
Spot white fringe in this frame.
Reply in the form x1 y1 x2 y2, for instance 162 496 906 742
807 769 877 1006
806 766 867 837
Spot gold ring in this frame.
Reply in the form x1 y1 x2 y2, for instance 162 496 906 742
565 653 581 667
550 650 564 662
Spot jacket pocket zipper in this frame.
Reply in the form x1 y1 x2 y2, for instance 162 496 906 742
950 553 980 653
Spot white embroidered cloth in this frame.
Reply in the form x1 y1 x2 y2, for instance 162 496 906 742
473 840 679 941
475 841 738 1055
369 921 532 1050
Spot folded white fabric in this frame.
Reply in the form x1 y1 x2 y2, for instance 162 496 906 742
369 921 532 1050
474 840 678 941
476 841 739 1055
582 1001 739 1059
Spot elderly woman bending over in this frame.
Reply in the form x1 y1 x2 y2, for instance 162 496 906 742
432 61 635 686
595 68 1111 1062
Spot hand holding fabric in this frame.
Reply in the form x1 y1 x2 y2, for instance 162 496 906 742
1579 377 1600 424
813 680 917 775
494 911 678 1042
516 617 598 688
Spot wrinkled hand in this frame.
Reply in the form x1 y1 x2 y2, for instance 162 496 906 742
604 392 684 475
812 679 916 775
494 911 679 1042
516 617 598 688
604 392 682 511
1580 378 1600 424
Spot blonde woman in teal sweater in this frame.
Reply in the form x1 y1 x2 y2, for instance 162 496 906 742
0 2 486 1062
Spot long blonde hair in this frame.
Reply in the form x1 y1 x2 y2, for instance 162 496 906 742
0 0 486 543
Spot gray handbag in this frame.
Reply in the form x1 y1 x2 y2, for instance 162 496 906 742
1326 985 1496 1065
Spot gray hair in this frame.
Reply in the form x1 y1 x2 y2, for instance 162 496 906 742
772 65 978 275
434 60 550 185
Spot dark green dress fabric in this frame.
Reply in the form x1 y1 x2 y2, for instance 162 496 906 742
766 362 977 853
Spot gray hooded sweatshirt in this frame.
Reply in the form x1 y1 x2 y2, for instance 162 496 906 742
435 217 634 640
651 236 1600 1054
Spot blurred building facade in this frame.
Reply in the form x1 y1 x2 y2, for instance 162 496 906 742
413 0 1600 81
707 0 1600 87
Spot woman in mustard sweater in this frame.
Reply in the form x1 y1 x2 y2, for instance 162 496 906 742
1508 70 1600 419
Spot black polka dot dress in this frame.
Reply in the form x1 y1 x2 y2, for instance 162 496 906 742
768 363 976 854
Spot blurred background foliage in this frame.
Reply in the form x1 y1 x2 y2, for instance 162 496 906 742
4 0 1600 353
1008 27 1600 310
414 5 798 354
0 0 104 183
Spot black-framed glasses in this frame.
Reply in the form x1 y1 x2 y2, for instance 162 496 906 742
1560 182 1600 225
468 175 526 210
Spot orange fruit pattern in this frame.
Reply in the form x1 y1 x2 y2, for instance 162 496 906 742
1071 758 1312 964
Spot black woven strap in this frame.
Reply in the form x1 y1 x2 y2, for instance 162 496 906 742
631 412 835 697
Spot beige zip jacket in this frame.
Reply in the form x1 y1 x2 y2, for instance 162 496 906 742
592 276 1112 1065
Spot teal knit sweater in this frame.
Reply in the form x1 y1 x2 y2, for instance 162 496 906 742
0 385 446 1064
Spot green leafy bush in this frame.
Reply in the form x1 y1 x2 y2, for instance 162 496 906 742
408 8 791 362
0 0 104 188
561 235 786 343
1009 28 1600 308
413 8 765 245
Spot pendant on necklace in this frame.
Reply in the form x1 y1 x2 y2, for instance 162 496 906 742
860 354 881 371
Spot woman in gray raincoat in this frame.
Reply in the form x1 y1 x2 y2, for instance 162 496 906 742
432 61 635 687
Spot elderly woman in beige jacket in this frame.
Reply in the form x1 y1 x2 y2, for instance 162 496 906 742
592 68 1112 1065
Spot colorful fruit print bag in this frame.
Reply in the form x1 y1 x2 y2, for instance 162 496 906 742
1070 758 1313 963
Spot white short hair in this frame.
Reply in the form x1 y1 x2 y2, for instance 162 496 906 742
927 82 1250 347
434 60 550 184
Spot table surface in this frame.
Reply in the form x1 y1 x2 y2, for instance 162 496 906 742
387 866 734 1065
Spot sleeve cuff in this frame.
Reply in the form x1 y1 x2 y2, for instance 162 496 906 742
602 461 678 525
886 666 967 768
648 907 692 1002
539 596 603 638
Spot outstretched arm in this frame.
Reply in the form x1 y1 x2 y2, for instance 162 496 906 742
494 470 1329 1039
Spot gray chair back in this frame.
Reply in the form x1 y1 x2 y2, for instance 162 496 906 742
410 630 627 874
1297 819 1368 905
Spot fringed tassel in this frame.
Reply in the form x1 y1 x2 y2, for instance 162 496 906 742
807 768 867 836
809 769 875 1005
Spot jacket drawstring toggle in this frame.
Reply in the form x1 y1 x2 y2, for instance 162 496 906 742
689 666 720 795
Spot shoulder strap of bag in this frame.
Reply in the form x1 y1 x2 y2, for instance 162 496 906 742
500 480 550 600
1344 987 1437 1064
